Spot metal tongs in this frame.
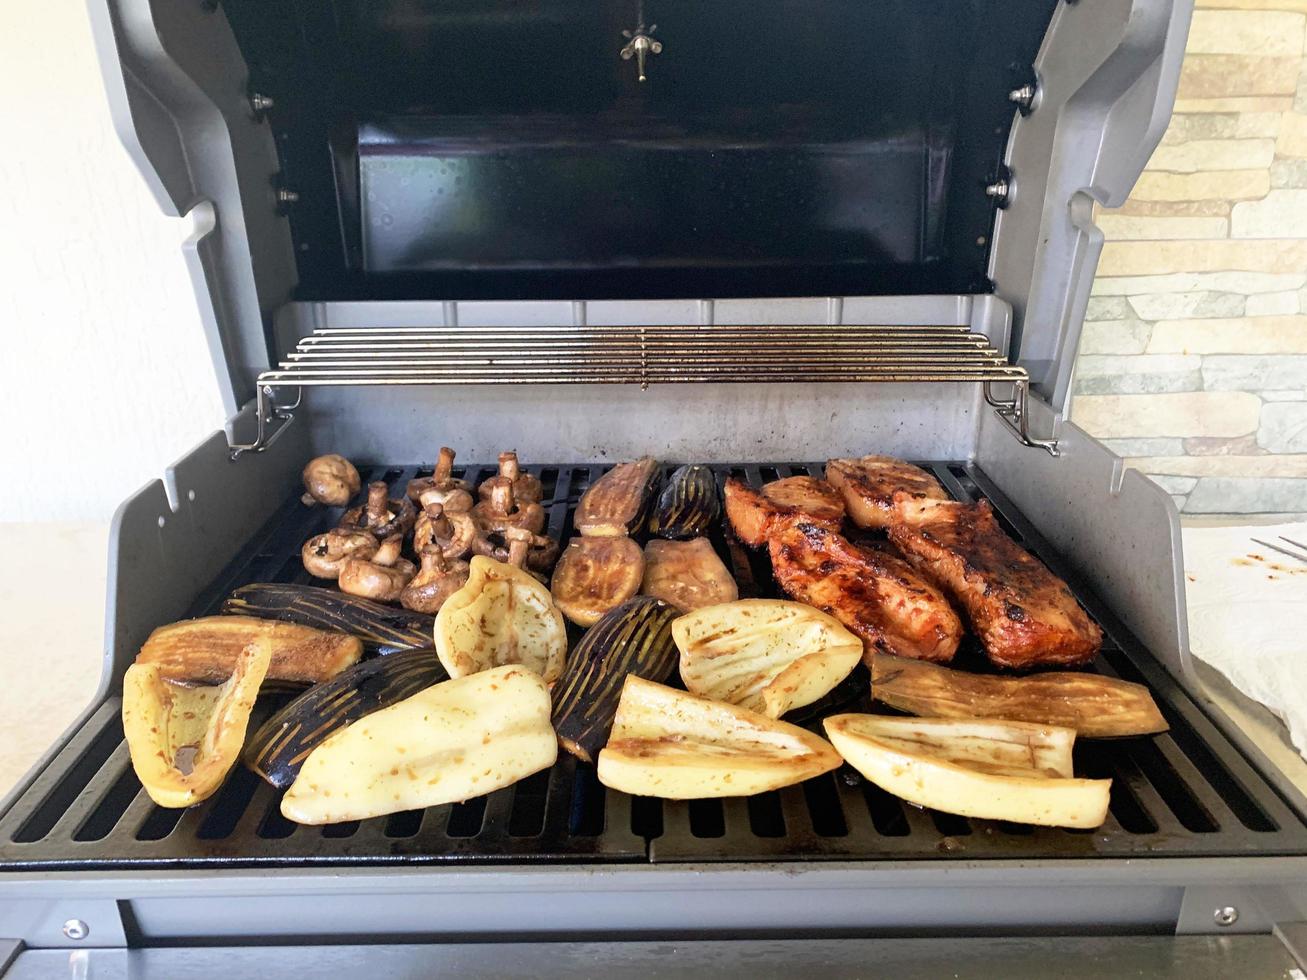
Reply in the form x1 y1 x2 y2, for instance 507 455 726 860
1250 534 1307 565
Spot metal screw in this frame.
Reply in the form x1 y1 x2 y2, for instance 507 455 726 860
62 919 89 941
251 92 275 113
1213 906 1239 927
1008 83 1037 111
276 188 299 206
985 180 1010 201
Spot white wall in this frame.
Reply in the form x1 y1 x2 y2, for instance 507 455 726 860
0 0 226 522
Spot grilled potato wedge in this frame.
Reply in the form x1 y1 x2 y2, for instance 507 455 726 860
723 476 844 547
675 599 861 718
124 637 271 808
823 715 1111 829
281 665 557 824
551 536 644 626
640 538 738 613
435 556 568 683
596 676 842 798
136 615 362 685
575 456 660 536
870 653 1168 737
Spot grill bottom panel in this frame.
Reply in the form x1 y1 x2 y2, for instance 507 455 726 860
2 462 1304 871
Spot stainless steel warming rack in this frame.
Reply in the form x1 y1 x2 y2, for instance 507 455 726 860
236 323 1051 457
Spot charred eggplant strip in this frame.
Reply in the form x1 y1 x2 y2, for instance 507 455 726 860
870 653 1168 738
135 616 362 685
651 464 721 540
551 596 679 763
223 583 434 656
243 648 446 789
575 457 660 537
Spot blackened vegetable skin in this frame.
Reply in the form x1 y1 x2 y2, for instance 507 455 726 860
652 464 721 540
223 583 434 656
550 596 679 763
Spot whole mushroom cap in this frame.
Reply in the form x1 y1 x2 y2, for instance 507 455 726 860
302 454 361 506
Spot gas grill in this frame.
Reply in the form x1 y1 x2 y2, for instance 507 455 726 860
4 0 1307 973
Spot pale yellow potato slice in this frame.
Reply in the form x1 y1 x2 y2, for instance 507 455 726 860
435 556 568 683
282 664 557 824
596 676 842 798
675 599 861 718
123 637 272 808
823 714 1111 829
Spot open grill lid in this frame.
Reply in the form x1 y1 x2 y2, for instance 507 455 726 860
90 0 1190 414
222 0 1057 303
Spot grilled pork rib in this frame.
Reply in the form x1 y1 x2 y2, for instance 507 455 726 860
825 455 949 529
768 521 962 664
887 495 1102 669
723 476 844 548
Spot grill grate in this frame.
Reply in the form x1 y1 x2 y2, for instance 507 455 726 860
2 462 1305 871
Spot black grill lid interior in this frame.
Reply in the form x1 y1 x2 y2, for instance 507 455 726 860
224 0 1057 301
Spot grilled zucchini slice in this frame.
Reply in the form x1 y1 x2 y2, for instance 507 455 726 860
575 457 659 537
596 676 842 798
551 597 679 763
551 536 644 627
651 464 721 539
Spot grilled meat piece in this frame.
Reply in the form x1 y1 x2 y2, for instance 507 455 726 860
724 476 844 548
887 495 1102 669
825 455 948 529
768 522 962 664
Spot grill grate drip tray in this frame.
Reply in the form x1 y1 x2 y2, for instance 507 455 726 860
2 463 1304 871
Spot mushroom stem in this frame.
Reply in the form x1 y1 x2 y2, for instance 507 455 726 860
434 447 456 482
365 482 390 521
499 451 520 482
489 480 516 517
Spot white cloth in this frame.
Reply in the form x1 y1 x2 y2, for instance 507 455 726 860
1183 522 1307 759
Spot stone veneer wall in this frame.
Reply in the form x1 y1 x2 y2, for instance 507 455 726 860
1070 0 1307 518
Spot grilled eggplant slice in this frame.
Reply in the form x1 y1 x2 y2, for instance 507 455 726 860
135 616 362 685
823 715 1111 829
597 676 842 798
124 637 271 808
280 665 557 824
675 599 861 718
639 538 738 613
723 476 844 547
575 457 659 537
551 536 645 627
223 583 435 656
244 648 446 789
435 555 568 682
551 597 679 763
870 653 1168 737
651 464 721 539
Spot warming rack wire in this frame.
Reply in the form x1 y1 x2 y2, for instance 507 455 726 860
231 324 1056 457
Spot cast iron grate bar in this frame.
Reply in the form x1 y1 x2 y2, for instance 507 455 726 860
2 463 1305 872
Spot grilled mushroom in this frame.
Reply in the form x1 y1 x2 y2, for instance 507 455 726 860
413 503 477 558
343 482 416 540
399 548 471 614
406 447 473 509
471 526 557 582
301 454 361 507
338 555 417 603
474 478 546 535
301 528 380 580
478 452 543 505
